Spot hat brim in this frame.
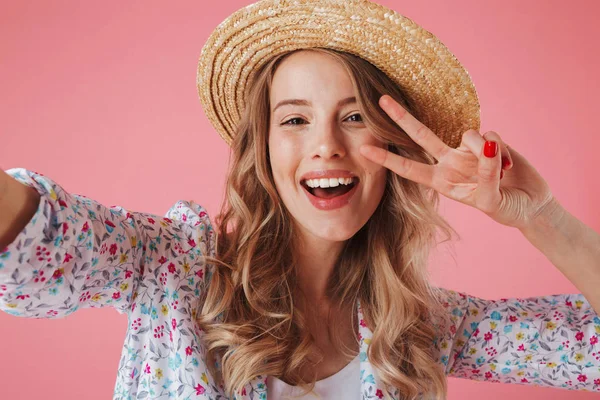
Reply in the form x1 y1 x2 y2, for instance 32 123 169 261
197 0 480 149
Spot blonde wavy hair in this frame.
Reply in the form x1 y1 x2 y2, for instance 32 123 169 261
197 48 459 400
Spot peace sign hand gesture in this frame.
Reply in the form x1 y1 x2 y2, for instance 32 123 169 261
360 95 558 230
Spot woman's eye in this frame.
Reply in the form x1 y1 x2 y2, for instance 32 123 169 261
281 117 306 126
281 114 363 126
346 113 363 122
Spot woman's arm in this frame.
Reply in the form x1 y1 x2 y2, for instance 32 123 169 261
0 168 41 250
518 198 600 314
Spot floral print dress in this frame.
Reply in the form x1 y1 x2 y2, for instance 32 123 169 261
1 168 599 399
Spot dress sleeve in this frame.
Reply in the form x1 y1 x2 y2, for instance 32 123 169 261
0 168 214 318
436 288 600 392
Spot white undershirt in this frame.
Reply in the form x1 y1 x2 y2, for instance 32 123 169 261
267 354 361 400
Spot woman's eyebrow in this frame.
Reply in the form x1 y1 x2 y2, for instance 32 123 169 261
272 96 356 113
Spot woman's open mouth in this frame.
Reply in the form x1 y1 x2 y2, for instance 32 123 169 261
300 177 359 210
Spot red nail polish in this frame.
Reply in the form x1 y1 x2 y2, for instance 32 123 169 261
484 141 498 158
500 170 504 179
502 157 510 169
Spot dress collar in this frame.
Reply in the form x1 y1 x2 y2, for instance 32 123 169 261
233 298 393 400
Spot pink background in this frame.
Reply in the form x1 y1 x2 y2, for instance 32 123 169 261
1 0 599 398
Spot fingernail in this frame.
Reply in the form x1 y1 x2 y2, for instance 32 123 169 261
484 141 498 158
502 156 511 169
500 170 504 179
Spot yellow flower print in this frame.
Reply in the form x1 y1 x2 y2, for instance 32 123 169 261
49 189 57 201
441 341 448 349
471 308 479 316
490 321 497 330
521 311 528 317
183 261 190 274
130 236 137 248
155 368 163 380
468 348 477 355
160 220 169 228
6 303 17 308
517 371 525 377
456 339 465 348
119 282 129 292
516 332 524 340
575 300 584 309
364 338 371 345
119 253 128 263
161 304 169 316
490 364 496 371
201 373 209 385
546 362 557 368
595 325 600 335
91 294 102 302
132 292 138 302
575 353 584 362
525 354 533 361
546 321 556 330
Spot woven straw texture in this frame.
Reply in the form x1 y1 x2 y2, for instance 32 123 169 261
197 0 480 149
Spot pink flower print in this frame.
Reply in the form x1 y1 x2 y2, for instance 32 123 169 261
199 211 207 218
163 217 173 224
168 263 176 274
109 243 117 256
112 292 121 300
521 378 529 383
473 328 480 337
594 378 600 385
575 331 584 341
484 332 493 341
52 268 64 280
186 346 193 356
172 318 177 330
195 269 204 279
58 199 68 208
46 310 58 317
485 371 493 379
64 253 73 264
375 389 384 399
125 270 133 279
131 318 142 331
359 319 366 327
578 374 587 382
144 363 151 374
188 238 196 248
33 270 46 283
148 217 155 224
169 331 173 342
158 256 168 264
590 336 598 345
195 384 206 395
450 324 456 334
82 221 89 233
509 315 517 322
517 344 526 352
36 246 51 262
79 291 91 303
182 214 187 222
159 272 168 285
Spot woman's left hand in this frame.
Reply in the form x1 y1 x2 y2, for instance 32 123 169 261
360 95 559 230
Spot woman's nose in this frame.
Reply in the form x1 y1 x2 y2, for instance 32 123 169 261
312 124 347 160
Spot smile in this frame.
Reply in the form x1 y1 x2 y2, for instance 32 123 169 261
300 177 360 210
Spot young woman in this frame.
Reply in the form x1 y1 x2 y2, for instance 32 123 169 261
1 0 599 399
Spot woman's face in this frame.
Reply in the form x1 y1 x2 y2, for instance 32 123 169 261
268 50 388 244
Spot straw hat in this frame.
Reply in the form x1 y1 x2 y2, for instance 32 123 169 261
197 0 480 149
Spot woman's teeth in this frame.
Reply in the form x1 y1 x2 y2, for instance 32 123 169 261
304 177 354 188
